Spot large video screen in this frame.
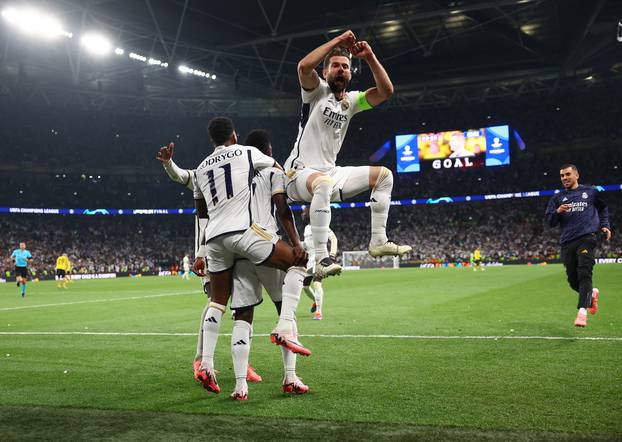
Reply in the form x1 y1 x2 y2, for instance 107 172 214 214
396 125 510 173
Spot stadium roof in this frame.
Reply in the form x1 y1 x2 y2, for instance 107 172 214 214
1 0 620 115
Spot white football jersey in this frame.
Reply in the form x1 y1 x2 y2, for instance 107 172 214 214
251 167 286 235
285 79 370 172
194 144 275 242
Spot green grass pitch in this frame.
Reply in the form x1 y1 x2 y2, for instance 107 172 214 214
1 264 621 441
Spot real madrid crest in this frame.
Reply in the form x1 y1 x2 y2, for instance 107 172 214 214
340 100 350 111
582 192 588 199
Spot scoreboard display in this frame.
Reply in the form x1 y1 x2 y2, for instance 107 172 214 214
396 125 510 173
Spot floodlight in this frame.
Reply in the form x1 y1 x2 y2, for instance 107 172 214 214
81 33 111 56
129 52 147 62
1 7 69 39
114 47 124 55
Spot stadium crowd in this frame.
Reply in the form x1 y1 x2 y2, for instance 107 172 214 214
0 216 191 278
2 194 619 278
328 196 621 263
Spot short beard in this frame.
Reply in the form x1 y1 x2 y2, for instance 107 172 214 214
327 76 349 95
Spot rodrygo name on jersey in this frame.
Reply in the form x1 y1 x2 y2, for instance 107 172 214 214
194 144 275 242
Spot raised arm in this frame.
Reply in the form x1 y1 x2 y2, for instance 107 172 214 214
298 30 356 90
156 142 193 189
351 41 394 107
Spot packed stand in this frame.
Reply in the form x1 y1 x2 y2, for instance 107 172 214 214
0 216 193 278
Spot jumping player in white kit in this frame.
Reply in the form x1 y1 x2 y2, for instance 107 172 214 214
285 29 411 278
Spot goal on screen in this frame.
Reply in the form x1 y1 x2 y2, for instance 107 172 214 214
342 251 400 270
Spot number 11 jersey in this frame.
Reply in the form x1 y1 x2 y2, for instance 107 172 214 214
194 144 275 242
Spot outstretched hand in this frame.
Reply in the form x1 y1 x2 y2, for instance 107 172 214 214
156 142 175 163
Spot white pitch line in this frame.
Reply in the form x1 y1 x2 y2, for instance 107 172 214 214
0 331 621 341
0 291 198 312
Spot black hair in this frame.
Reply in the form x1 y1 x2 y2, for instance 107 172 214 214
207 117 235 146
560 163 578 172
244 129 271 155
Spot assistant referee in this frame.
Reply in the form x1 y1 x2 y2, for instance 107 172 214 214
545 164 611 327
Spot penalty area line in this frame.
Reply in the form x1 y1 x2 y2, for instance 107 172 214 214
0 332 620 341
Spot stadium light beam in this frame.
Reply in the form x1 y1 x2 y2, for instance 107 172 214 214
1 7 71 39
81 33 112 56
178 64 215 79
129 52 147 62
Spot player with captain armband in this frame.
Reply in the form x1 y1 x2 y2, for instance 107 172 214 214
285 29 411 280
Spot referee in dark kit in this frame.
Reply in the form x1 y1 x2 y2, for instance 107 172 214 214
545 164 611 327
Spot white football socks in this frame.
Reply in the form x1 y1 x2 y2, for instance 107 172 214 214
312 280 324 314
281 347 297 383
201 303 225 370
276 267 306 331
370 168 393 246
282 320 298 383
310 179 332 262
195 303 210 361
231 320 252 392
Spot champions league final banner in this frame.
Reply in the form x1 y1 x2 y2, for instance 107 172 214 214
396 125 511 173
1 185 621 214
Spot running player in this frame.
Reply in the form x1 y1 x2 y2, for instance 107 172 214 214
55 253 70 289
473 248 483 272
285 30 411 278
66 256 73 284
11 242 32 298
181 255 191 280
545 164 611 327
300 207 337 320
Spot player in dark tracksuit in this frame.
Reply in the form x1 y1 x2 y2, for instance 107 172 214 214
545 164 611 327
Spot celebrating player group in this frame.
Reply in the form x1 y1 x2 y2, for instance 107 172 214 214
156 30 412 401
